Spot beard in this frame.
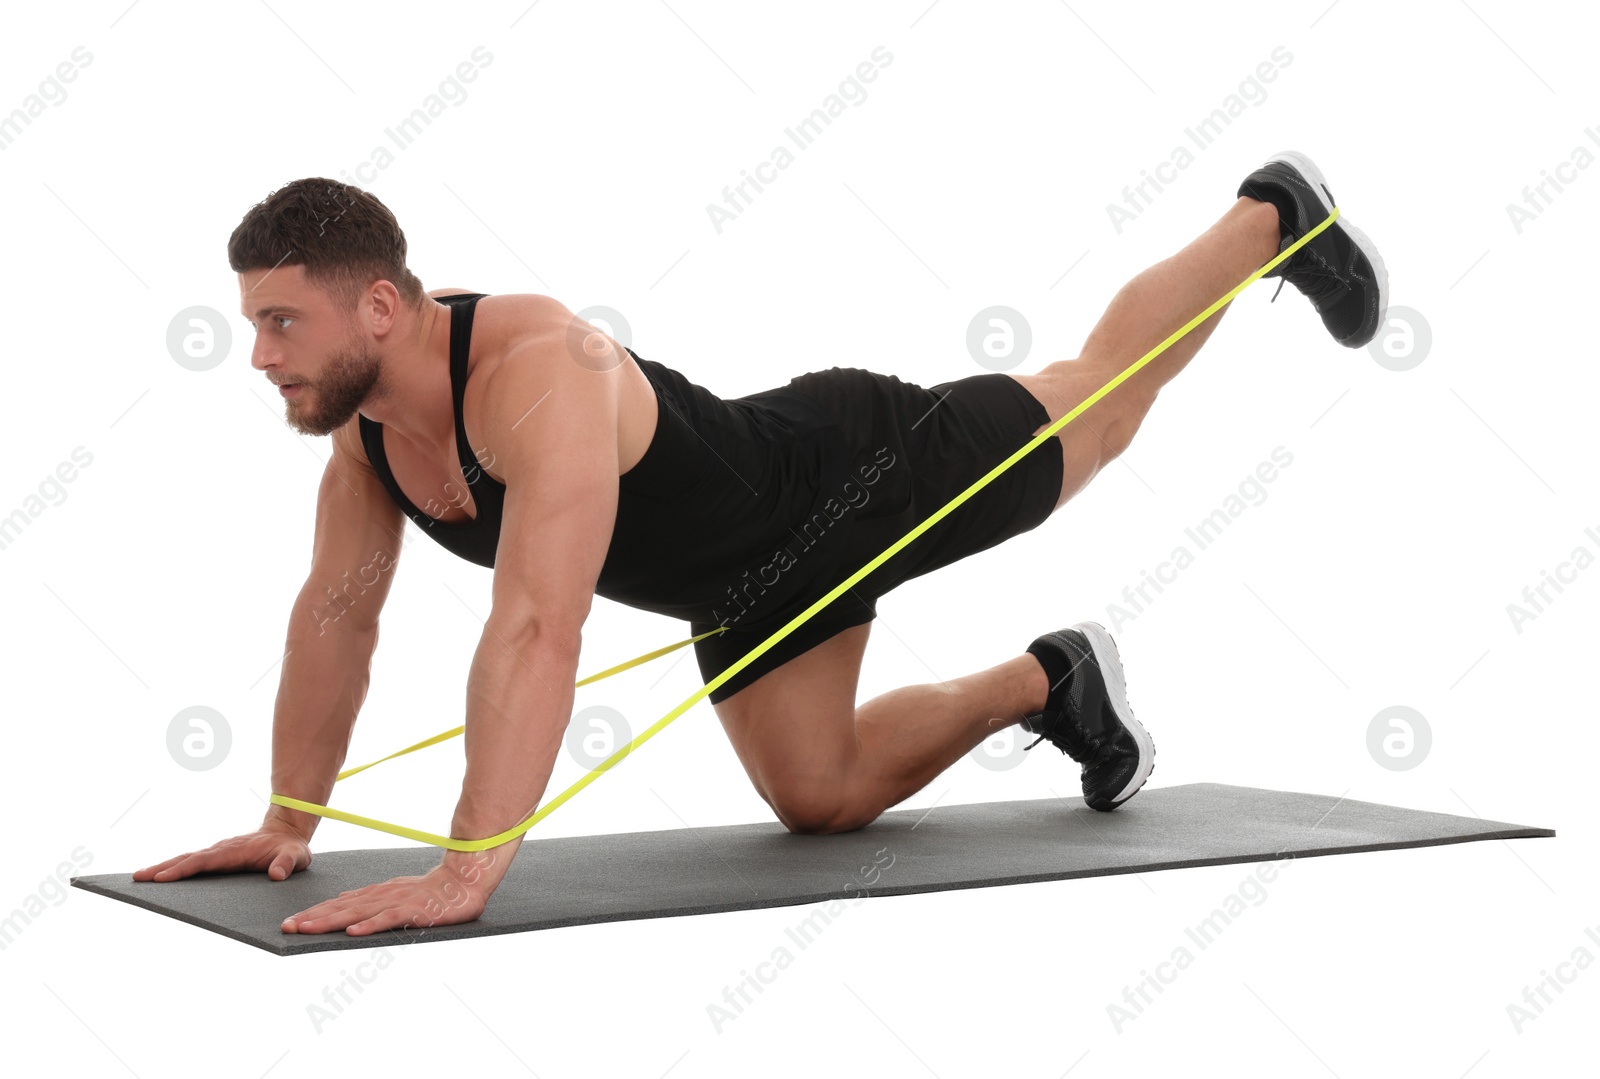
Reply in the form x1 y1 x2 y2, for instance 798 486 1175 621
283 334 383 437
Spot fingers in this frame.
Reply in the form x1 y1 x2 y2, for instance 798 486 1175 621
284 902 412 936
282 893 349 932
154 854 216 881
281 905 355 934
132 852 198 881
268 838 313 881
345 907 412 936
282 886 456 936
136 849 223 883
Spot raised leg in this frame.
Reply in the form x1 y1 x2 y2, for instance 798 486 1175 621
1011 195 1281 510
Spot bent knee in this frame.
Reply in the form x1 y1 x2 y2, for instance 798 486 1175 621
770 789 876 835
1099 398 1151 463
1035 360 1153 466
1076 376 1154 465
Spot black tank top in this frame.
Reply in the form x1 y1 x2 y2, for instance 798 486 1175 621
358 293 854 628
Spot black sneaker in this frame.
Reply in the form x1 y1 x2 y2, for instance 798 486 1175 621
1020 621 1154 811
1236 150 1389 349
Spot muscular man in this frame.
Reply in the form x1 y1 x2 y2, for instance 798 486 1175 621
134 152 1387 936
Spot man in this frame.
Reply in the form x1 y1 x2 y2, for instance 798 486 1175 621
134 152 1387 936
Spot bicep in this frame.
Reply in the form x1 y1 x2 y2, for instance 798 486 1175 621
486 346 623 637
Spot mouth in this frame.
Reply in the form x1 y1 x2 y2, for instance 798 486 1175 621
279 383 303 398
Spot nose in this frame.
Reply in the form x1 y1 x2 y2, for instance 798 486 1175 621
249 335 278 374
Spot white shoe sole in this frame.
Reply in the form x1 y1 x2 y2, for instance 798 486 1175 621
1266 149 1390 346
1072 620 1154 805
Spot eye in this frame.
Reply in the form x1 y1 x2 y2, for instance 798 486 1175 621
275 316 294 330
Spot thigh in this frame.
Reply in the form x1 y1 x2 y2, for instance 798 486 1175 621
709 622 872 811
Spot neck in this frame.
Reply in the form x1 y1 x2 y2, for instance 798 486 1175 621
359 298 459 446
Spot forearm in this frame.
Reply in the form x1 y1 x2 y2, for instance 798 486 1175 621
443 620 579 883
263 598 379 840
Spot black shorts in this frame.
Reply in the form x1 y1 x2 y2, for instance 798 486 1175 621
690 366 1064 704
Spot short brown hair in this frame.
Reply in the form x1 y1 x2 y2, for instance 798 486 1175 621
227 178 425 312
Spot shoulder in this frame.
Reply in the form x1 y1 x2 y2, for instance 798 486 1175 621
474 297 631 483
473 292 621 393
443 290 582 362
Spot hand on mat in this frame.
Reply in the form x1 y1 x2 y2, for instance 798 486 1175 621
280 860 490 936
132 821 313 883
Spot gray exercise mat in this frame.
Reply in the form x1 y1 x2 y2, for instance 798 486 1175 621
73 782 1553 956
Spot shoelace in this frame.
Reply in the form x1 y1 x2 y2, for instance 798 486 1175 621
1271 264 1349 306
1022 683 1134 757
1270 238 1349 306
1022 726 1113 763
1020 707 1094 758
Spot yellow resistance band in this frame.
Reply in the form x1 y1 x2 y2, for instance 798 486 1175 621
272 206 1341 851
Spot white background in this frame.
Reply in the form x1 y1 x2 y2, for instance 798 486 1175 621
2 1 1595 1075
